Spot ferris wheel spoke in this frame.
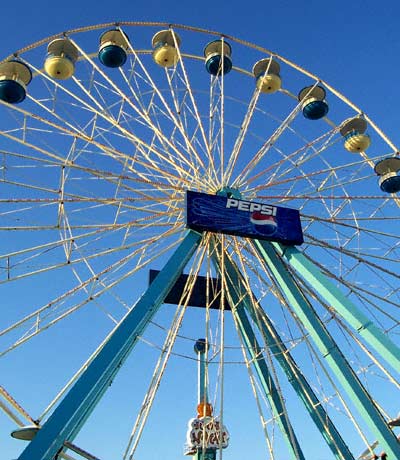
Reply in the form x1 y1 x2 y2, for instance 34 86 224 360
273 125 339 175
208 78 220 179
227 83 327 191
303 231 400 283
302 250 399 310
232 326 275 456
232 98 304 188
218 40 227 185
1 225 180 334
118 31 211 177
224 89 262 184
206 73 230 187
300 248 400 329
0 221 164 284
123 242 208 460
140 84 210 190
220 239 357 460
69 39 201 178
168 28 217 177
0 187 182 231
291 315 374 451
0 107 195 194
218 254 305 459
19 61 197 181
253 242 399 457
0 226 185 358
233 305 304 459
300 210 399 239
0 385 36 426
162 66 210 181
308 221 399 265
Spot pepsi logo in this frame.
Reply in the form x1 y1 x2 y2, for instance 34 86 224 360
250 211 278 235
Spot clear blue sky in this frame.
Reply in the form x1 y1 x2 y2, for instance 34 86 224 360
1 1 399 460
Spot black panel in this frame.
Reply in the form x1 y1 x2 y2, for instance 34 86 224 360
149 269 231 310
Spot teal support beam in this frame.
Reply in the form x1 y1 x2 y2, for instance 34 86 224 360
233 305 305 460
222 258 354 460
212 252 305 460
271 242 400 374
18 231 202 460
254 240 400 460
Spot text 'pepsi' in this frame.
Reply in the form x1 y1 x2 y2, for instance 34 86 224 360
225 198 277 216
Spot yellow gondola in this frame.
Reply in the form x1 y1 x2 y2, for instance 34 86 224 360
253 58 281 94
44 38 79 80
152 30 181 68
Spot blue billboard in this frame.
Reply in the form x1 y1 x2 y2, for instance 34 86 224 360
186 191 303 245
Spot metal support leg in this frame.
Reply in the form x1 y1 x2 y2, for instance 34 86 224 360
18 231 202 460
270 242 400 374
234 305 305 460
212 251 305 460
254 240 400 460
219 249 354 460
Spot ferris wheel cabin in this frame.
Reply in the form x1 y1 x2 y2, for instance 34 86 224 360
298 85 329 120
152 29 181 67
0 60 32 103
204 39 232 76
340 116 371 153
44 38 79 80
374 156 400 193
98 29 129 68
253 58 281 94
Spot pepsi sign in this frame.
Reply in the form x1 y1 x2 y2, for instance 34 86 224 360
186 191 303 245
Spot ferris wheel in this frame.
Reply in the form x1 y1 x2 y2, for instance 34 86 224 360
0 22 399 460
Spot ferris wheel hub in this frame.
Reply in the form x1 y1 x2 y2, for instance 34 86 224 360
216 186 241 198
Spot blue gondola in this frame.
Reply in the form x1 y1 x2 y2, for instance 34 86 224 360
374 157 400 193
298 85 329 120
98 29 129 68
204 40 232 76
0 60 32 104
